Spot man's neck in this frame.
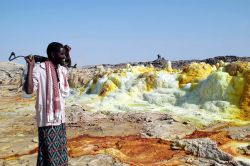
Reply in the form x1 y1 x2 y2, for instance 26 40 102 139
48 59 58 68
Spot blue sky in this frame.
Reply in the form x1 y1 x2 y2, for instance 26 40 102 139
0 0 249 66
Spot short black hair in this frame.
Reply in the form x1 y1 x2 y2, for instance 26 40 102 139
47 42 64 59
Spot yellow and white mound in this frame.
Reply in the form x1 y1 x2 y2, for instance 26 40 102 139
68 61 250 126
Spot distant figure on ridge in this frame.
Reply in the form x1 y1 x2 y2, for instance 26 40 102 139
157 54 161 59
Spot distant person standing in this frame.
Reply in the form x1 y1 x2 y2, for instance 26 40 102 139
24 42 71 166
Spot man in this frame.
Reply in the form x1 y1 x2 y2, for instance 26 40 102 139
24 42 71 166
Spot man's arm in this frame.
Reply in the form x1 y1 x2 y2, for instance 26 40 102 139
24 56 35 94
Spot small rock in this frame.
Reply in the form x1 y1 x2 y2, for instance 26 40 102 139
17 134 24 137
173 138 236 164
238 145 250 155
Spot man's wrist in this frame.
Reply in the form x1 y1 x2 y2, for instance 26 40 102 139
28 65 35 70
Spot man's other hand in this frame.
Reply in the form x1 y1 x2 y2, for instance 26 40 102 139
25 55 35 68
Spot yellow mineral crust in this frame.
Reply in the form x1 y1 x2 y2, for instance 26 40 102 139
240 69 250 119
178 62 213 87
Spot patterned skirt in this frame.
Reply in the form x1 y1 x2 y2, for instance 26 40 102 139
37 123 68 166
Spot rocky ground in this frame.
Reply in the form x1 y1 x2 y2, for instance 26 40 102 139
0 56 250 165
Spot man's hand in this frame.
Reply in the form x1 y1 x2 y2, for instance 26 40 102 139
64 45 72 67
24 55 35 94
64 45 71 57
25 55 35 68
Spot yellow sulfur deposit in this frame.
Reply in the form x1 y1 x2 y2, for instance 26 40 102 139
227 74 245 105
139 72 158 91
131 65 156 74
110 75 120 87
240 69 250 119
191 70 245 105
178 62 214 87
73 61 250 125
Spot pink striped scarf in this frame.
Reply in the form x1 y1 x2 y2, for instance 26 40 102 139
45 61 61 123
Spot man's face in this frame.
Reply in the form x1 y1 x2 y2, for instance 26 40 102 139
54 47 66 65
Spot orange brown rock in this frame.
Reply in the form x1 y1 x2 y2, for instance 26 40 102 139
68 135 185 165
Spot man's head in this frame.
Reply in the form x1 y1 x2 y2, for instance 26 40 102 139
47 42 66 65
